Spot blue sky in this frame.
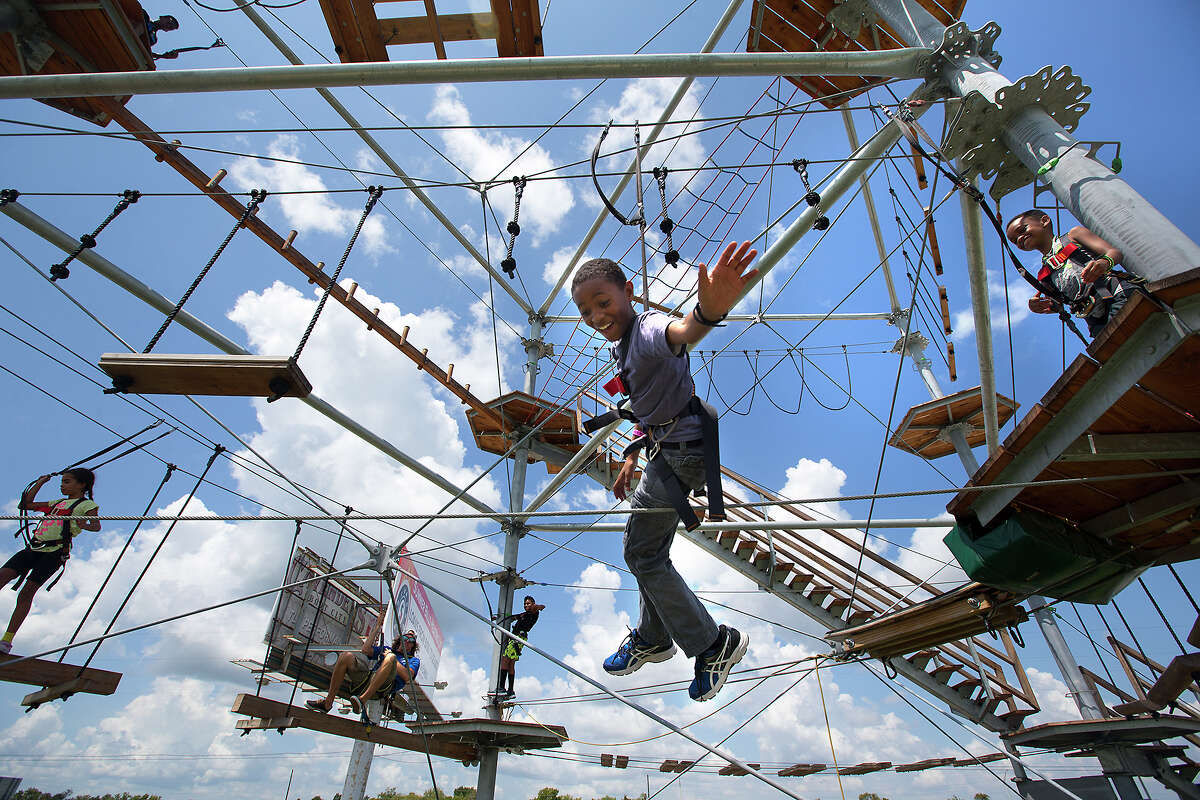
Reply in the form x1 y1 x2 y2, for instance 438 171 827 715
1 1 1198 798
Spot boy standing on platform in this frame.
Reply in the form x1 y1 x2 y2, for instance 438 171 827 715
571 241 758 702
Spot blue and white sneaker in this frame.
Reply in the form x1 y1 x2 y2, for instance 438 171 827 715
603 629 676 676
689 625 748 702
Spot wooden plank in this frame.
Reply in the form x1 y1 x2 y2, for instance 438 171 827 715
421 0 447 58
0 654 121 695
837 761 891 775
99 353 313 398
489 0 516 57
376 12 498 46
509 0 537 57
1088 291 1159 363
779 763 825 776
1146 266 1200 305
317 0 372 63
895 757 955 772
22 677 99 707
231 693 476 761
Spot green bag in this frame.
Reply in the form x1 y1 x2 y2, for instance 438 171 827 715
944 511 1144 604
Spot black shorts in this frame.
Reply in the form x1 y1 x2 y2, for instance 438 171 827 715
3 548 64 586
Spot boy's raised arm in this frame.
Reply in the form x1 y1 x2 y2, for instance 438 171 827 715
666 241 759 349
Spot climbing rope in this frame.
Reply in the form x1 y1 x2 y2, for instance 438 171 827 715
499 176 526 278
46 190 141 282
291 186 383 363
142 189 267 353
652 167 680 267
791 158 829 231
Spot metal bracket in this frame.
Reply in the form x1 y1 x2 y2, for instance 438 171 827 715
942 65 1092 201
499 519 529 539
521 336 554 362
935 421 974 445
919 20 1001 78
470 567 532 589
890 330 929 357
367 540 401 577
825 0 878 40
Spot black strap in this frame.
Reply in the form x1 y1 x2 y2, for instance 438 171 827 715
591 121 643 228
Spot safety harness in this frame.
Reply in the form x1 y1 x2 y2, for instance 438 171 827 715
582 324 725 532
12 497 87 592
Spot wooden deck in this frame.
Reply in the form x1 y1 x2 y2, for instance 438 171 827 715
946 269 1200 574
0 0 154 125
319 0 543 62
99 353 313 399
746 0 967 108
0 653 123 707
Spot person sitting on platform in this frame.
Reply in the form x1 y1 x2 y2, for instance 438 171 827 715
0 470 100 655
306 607 420 717
1005 209 1142 338
570 242 757 702
494 594 545 701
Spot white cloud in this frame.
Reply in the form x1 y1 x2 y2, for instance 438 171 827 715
428 85 575 247
952 268 1036 341
227 134 391 256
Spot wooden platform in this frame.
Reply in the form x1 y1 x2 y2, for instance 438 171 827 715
465 390 580 469
890 386 1018 460
746 0 966 108
406 717 567 752
232 693 476 762
825 582 1028 659
319 0 543 63
1003 716 1200 752
0 653 122 706
99 353 313 399
0 0 154 125
947 270 1200 573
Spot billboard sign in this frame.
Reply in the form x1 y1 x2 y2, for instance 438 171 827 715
264 547 383 652
393 548 444 683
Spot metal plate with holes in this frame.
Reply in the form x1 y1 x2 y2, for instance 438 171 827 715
826 0 878 40
920 21 1002 78
941 65 1092 201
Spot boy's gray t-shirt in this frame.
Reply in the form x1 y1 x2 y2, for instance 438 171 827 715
612 312 702 443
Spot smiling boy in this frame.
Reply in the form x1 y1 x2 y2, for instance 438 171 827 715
571 241 758 702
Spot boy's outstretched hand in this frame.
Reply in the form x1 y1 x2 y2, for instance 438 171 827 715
697 240 759 321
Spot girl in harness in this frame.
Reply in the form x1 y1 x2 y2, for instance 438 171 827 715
0 469 100 654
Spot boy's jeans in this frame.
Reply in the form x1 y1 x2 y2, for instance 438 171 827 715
624 445 719 657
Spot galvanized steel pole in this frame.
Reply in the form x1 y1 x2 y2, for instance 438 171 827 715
0 49 932 100
866 0 1200 281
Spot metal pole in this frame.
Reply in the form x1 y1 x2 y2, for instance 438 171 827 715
233 1 532 315
841 107 901 313
537 0 748 315
1 201 498 516
1028 596 1105 719
525 516 954 533
865 0 1200 282
959 175 1000 454
544 310 898 323
0 49 931 101
341 699 383 800
524 420 622 514
477 318 544 800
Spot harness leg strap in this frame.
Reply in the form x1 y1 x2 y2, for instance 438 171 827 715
652 451 701 532
692 397 725 522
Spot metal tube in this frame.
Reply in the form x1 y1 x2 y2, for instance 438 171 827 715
959 177 1000 453
841 107 901 312
545 310 899 323
233 0 532 315
536 0 749 316
526 516 953 533
1028 596 1105 719
2 201 498 516
524 420 621 514
0 49 931 101
866 0 1200 282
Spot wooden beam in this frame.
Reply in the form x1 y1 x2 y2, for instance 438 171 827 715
0 654 121 695
376 12 498 46
231 693 477 762
421 0 447 58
